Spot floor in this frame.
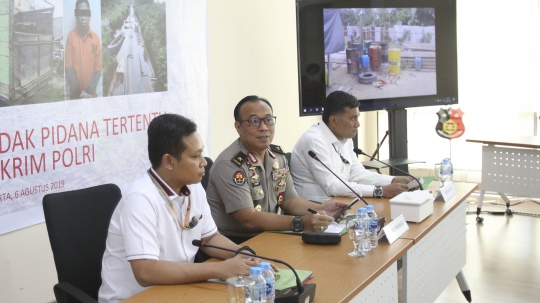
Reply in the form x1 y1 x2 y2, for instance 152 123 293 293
431 192 540 303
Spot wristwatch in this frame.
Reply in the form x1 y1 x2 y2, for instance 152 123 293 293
373 186 383 198
291 216 304 232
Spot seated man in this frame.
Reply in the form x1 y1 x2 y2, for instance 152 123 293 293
99 114 258 303
290 91 411 203
206 95 347 244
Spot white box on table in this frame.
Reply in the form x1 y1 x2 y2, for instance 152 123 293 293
389 191 434 223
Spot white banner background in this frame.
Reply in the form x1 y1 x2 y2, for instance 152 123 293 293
0 0 209 234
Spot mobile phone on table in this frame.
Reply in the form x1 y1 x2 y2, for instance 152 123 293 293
333 197 360 220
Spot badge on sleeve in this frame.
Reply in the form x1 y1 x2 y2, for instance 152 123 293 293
233 171 246 186
277 192 284 204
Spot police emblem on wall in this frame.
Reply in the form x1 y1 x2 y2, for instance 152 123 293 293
436 108 465 139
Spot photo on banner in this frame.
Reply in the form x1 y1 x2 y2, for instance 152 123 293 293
64 0 103 100
1 0 65 106
101 0 167 97
0 0 207 235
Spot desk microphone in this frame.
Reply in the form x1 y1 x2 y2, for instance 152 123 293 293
353 148 424 190
307 150 368 206
192 239 316 303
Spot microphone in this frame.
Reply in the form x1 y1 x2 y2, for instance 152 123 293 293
192 240 316 303
353 148 424 190
307 150 368 206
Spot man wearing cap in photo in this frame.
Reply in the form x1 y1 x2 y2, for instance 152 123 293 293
65 0 102 99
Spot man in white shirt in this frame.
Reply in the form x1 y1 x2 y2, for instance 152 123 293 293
291 91 411 203
99 114 258 303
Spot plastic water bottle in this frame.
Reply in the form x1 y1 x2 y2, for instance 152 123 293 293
260 262 275 303
249 267 267 303
355 208 371 253
446 158 454 182
365 205 378 249
439 158 453 187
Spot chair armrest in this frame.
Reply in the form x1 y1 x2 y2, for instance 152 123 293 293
54 282 98 303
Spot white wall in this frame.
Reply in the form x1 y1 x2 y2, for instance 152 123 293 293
1 1 538 302
365 1 540 182
206 0 321 156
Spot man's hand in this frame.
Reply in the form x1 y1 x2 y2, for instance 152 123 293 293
322 201 349 222
392 176 413 185
382 183 408 198
216 257 259 281
301 213 334 232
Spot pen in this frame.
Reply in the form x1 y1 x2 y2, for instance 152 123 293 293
307 208 319 215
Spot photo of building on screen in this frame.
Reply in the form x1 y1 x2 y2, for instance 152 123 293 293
0 0 65 107
324 7 437 102
101 0 167 97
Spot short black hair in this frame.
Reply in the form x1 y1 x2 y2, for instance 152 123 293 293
233 95 273 121
322 91 359 124
75 0 90 10
147 114 197 169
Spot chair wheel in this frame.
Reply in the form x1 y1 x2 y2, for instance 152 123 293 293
505 209 513 215
476 216 484 223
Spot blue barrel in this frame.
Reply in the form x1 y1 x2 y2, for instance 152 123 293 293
361 55 370 70
414 57 422 71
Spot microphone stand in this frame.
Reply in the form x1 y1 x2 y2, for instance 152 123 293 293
354 148 424 190
308 151 369 206
192 240 316 303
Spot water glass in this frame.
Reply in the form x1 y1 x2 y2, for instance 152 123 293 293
345 215 365 257
226 276 254 303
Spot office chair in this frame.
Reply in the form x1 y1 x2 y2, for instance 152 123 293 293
285 152 292 171
43 184 122 303
201 156 213 190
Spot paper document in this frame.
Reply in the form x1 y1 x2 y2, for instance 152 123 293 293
324 221 345 234
275 269 314 290
407 177 424 189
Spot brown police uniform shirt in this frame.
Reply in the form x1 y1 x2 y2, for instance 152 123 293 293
206 139 298 239
65 27 102 95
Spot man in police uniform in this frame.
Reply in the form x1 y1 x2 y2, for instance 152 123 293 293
206 95 348 244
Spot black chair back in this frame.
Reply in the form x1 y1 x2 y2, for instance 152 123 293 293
202 157 213 190
43 184 122 303
285 152 292 171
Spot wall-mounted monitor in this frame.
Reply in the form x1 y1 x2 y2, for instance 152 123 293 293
296 0 458 115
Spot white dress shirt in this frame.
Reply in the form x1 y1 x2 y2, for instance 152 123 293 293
291 122 393 202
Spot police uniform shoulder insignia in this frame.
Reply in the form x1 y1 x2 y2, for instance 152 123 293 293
269 144 285 155
233 171 246 186
231 152 247 167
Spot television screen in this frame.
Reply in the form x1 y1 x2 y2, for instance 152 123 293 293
296 0 458 115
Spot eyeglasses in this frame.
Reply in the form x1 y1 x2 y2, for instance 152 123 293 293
238 116 277 128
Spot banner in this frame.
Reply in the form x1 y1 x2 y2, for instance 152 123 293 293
0 0 209 234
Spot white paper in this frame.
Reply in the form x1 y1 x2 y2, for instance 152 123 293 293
407 177 424 189
325 221 344 234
